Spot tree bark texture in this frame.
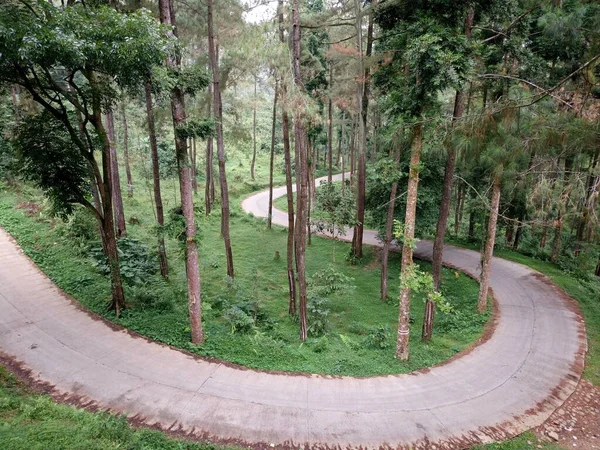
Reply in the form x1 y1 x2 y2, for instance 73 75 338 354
396 123 423 360
431 9 473 291
191 137 198 195
159 0 203 344
292 0 308 340
477 173 502 313
268 80 278 229
145 81 169 279
278 0 296 315
431 91 463 290
381 179 398 301
120 104 134 198
208 0 234 279
206 83 214 215
11 85 20 121
251 76 257 181
90 77 125 315
106 111 127 238
422 298 435 342
328 63 333 183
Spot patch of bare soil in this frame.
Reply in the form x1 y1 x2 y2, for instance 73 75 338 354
536 380 600 449
16 201 41 216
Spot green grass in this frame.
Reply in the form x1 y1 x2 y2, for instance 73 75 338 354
472 433 561 450
0 150 489 377
0 365 237 450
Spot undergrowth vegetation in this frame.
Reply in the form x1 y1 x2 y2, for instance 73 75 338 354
0 152 489 377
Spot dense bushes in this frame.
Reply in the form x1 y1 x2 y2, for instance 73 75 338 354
91 238 157 286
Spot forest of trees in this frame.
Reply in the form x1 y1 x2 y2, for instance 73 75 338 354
0 0 599 365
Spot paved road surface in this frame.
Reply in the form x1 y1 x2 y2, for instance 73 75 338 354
0 174 586 449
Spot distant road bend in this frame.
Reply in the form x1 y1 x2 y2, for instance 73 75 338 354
0 173 586 449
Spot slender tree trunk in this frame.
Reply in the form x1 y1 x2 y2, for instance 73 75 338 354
396 122 423 360
540 224 548 248
351 0 373 259
105 110 127 238
191 138 198 195
283 99 297 315
251 76 257 181
431 91 463 289
205 84 214 215
337 111 343 166
505 221 515 246
458 184 466 225
381 173 398 300
551 156 571 263
307 137 314 246
477 173 502 313
454 180 462 235
551 218 563 263
267 80 278 229
422 298 435 342
595 258 600 277
145 81 169 279
292 0 308 340
159 0 203 344
576 148 599 251
207 0 234 279
349 123 356 183
352 100 366 258
89 74 125 315
11 85 20 122
120 104 134 198
328 67 333 182
310 138 316 211
341 153 345 189
513 215 524 250
468 207 476 240
278 0 296 315
431 10 473 292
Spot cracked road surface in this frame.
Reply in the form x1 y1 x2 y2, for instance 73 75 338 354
0 173 587 449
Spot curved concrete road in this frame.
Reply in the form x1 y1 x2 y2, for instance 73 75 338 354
0 174 586 449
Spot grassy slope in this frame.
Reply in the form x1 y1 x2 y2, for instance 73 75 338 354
0 152 488 376
0 366 236 450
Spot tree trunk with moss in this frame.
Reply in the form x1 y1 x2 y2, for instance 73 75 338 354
396 123 423 360
158 0 203 344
